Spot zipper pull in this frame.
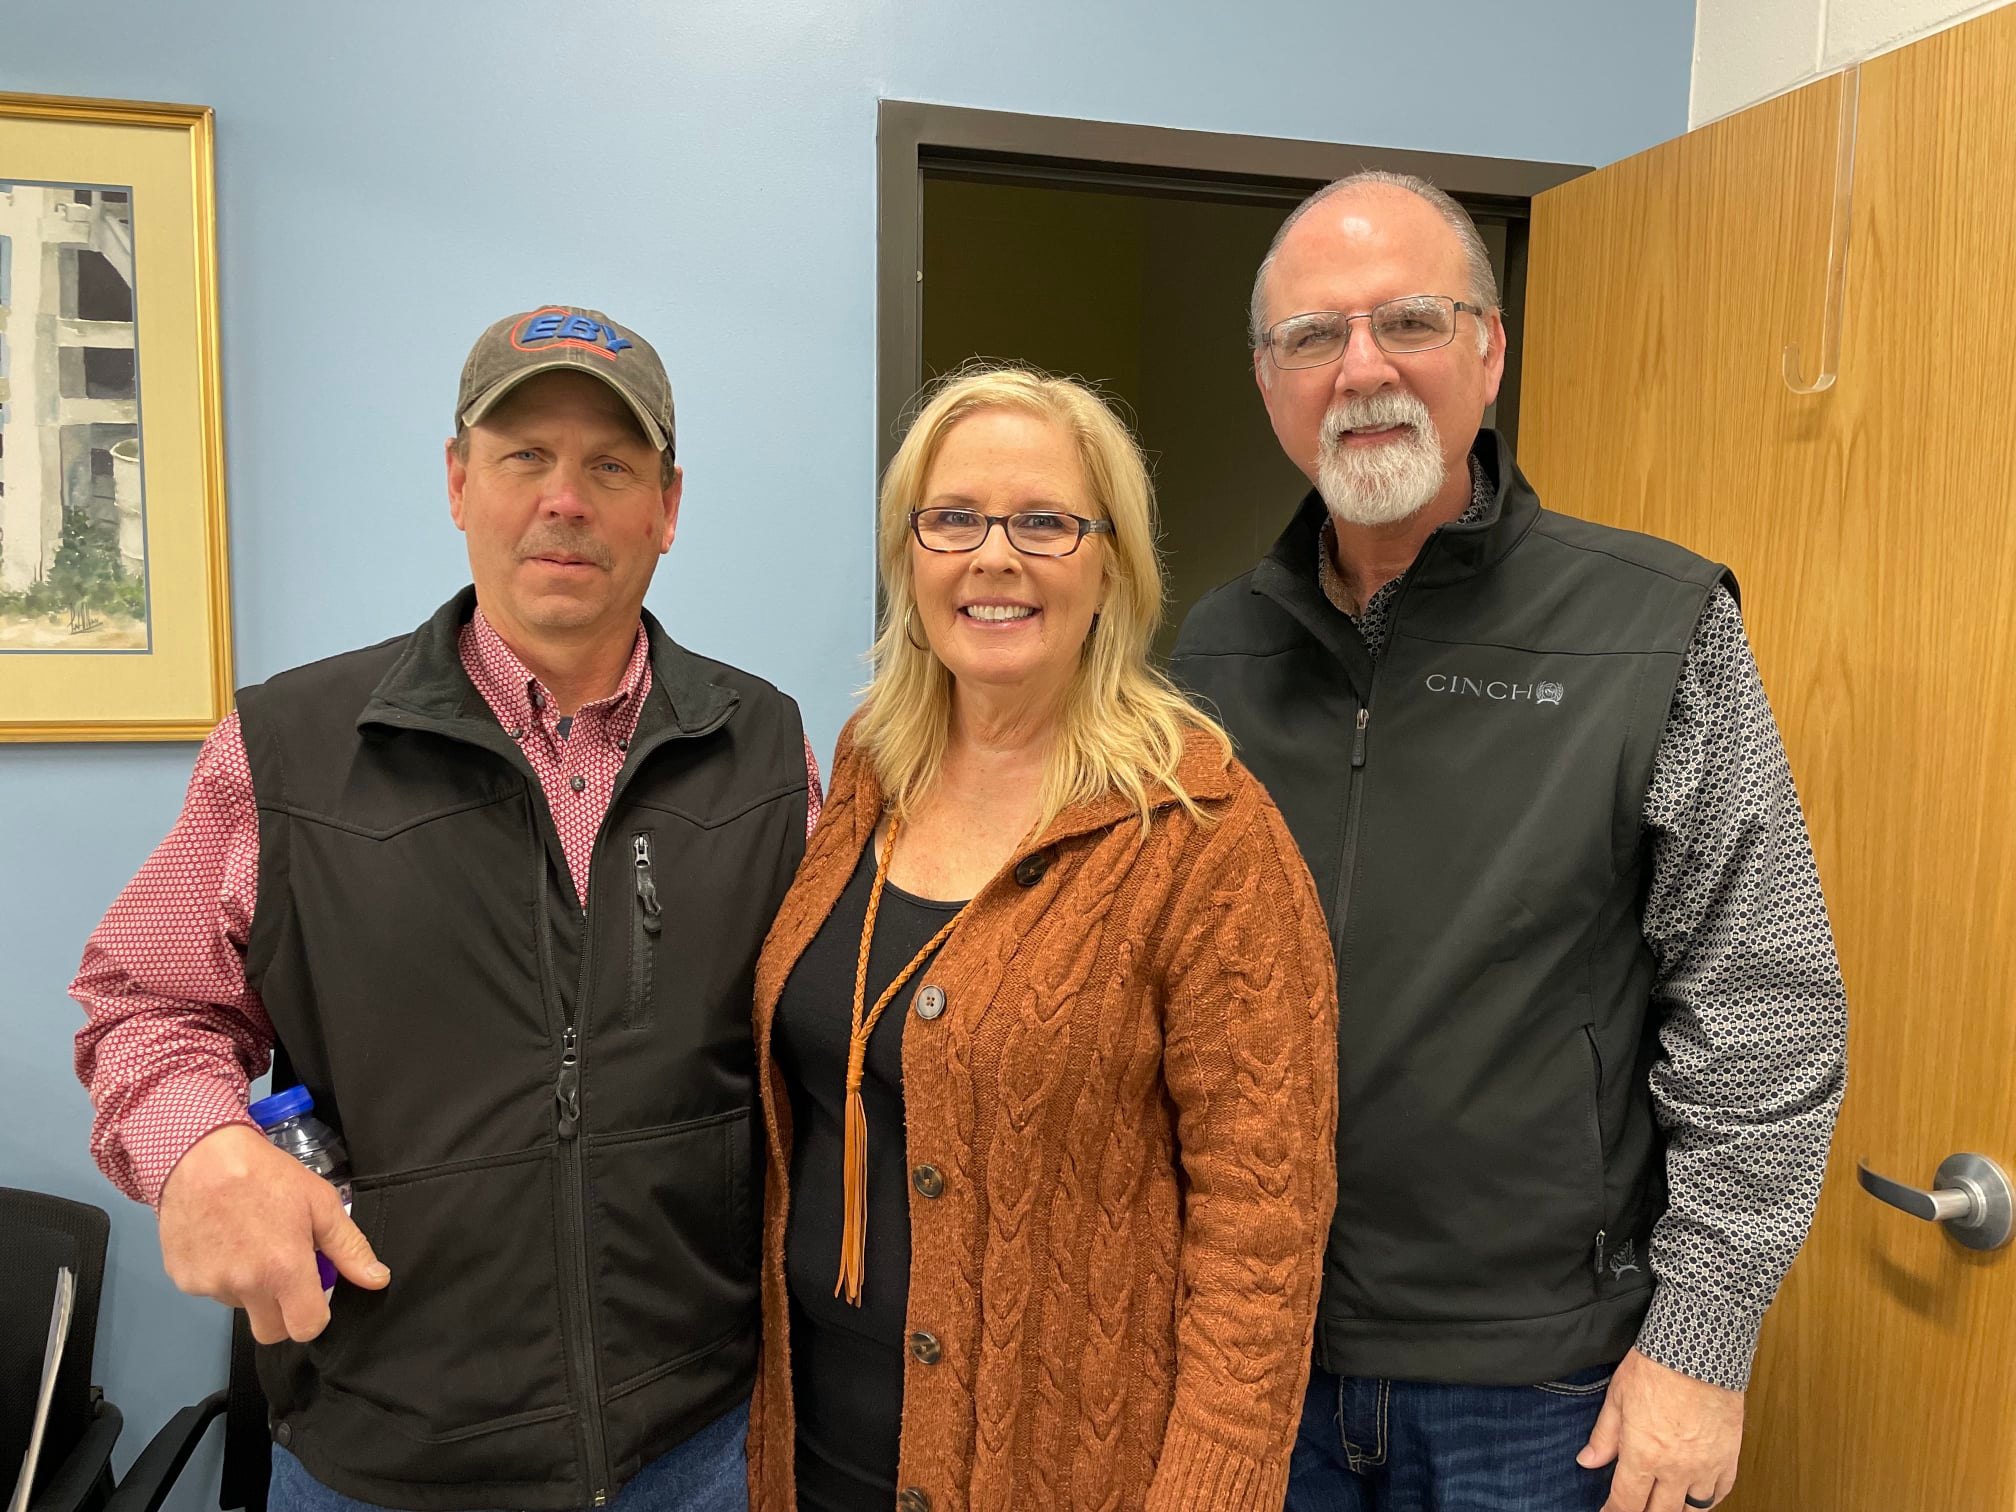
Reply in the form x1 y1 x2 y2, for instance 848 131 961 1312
555 1025 581 1139
1593 1229 1607 1280
632 834 664 937
1351 706 1370 768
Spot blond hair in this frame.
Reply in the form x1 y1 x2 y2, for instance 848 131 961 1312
856 365 1230 832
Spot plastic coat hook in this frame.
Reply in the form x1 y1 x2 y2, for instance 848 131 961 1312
1784 62 1861 394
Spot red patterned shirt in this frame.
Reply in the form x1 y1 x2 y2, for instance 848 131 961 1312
71 609 821 1206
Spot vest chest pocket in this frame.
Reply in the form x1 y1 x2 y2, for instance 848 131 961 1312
625 831 665 1031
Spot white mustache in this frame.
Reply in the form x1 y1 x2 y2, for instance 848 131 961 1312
1321 392 1432 450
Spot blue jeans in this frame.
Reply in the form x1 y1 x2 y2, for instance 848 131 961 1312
1286 1362 1616 1512
268 1398 749 1512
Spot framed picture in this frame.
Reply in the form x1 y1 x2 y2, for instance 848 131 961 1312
0 92 231 741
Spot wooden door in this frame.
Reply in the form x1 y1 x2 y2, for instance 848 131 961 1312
1520 9 2016 1508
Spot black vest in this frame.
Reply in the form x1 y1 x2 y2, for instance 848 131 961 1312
1171 434 1731 1384
236 590 808 1508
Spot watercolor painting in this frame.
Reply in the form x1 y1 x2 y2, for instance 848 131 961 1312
0 179 149 652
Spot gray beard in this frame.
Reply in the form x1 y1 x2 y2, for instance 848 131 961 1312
1316 399 1448 527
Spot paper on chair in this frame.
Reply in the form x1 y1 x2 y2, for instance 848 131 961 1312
7 1266 75 1512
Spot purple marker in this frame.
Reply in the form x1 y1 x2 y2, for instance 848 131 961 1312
248 1086 352 1296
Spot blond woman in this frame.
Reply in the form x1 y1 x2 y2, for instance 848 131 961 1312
748 366 1338 1512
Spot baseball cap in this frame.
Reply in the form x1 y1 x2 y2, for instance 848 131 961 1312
456 305 675 455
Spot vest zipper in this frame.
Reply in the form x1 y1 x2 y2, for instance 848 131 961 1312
558 899 610 1501
555 1025 581 1137
551 715 727 1501
1332 554 1427 984
1332 703 1373 930
627 834 663 1029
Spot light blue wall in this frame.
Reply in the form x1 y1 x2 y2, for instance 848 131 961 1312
0 1 1693 1501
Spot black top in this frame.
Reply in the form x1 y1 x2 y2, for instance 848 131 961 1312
774 838 964 1511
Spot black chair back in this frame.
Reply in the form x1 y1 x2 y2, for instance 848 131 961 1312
0 1188 109 1500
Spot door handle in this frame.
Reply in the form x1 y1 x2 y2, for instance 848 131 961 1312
1856 1153 2013 1251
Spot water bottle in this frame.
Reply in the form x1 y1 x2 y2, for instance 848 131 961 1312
248 1085 352 1296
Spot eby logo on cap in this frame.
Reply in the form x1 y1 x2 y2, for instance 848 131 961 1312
511 307 634 361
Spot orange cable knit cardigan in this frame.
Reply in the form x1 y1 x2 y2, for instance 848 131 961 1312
748 720 1339 1511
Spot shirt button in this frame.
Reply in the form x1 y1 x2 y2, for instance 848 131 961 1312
616 738 629 752
908 1330 941 1365
897 1491 931 1512
506 727 525 741
569 776 586 794
911 1164 944 1199
914 985 946 1021
530 689 545 708
1013 850 1051 887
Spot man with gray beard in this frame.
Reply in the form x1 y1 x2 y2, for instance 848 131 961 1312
1170 176 1847 1512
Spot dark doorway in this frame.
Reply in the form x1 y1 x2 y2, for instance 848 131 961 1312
880 102 1586 655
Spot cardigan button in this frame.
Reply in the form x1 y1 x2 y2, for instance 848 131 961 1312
908 1330 942 1365
897 1491 931 1512
914 984 946 1021
1013 850 1051 887
911 1164 944 1199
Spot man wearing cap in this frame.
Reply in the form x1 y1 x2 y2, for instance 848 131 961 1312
71 306 819 1511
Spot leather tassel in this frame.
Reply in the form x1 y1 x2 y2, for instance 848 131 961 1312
837 1039 872 1303
833 817 969 1307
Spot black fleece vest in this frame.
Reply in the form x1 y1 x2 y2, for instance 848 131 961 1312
1172 434 1731 1384
236 590 808 1509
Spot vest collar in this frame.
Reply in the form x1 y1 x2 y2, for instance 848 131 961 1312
358 587 738 745
1407 429 1542 587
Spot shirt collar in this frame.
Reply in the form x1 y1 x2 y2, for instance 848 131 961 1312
460 606 652 743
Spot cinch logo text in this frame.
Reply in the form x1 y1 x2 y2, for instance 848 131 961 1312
1425 674 1565 706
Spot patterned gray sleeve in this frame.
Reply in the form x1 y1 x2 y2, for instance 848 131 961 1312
1634 584 1849 1392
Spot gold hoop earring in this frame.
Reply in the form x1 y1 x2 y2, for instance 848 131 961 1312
905 608 929 652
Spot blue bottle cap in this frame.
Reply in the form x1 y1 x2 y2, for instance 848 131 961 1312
248 1085 314 1129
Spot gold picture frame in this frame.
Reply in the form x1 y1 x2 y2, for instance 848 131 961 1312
0 92 231 741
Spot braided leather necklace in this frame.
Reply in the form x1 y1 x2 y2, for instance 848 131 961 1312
834 817 971 1305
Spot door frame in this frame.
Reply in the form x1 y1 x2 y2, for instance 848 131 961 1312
876 99 1590 475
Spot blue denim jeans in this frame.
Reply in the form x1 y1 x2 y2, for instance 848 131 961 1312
1286 1362 1617 1512
268 1398 749 1512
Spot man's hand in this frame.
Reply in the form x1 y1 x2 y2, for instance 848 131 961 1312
1579 1347 1744 1512
156 1123 389 1344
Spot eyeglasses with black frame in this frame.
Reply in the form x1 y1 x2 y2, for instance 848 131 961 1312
1261 294 1487 370
909 507 1115 558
